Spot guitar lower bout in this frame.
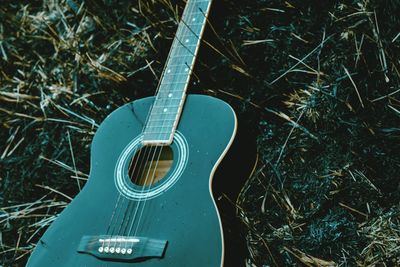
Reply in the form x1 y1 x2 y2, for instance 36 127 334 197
27 95 256 267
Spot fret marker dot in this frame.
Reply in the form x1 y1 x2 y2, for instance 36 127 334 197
163 108 168 112
167 69 171 73
185 68 189 72
185 39 189 43
168 93 172 98
192 18 196 22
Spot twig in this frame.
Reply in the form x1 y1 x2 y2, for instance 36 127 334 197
269 34 334 85
67 130 81 191
343 65 365 108
35 184 72 201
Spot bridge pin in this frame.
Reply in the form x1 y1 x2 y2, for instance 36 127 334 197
121 248 127 254
115 247 121 254
127 248 133 254
104 247 109 253
98 247 104 253
110 247 115 253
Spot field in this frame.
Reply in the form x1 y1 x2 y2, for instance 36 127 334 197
1 0 400 266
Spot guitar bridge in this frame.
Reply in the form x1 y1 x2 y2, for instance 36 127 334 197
77 235 167 262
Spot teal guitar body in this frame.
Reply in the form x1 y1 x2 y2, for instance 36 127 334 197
27 94 254 267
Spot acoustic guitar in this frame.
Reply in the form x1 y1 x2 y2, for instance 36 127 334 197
27 0 255 266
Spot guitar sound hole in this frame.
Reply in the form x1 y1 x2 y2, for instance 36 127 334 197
128 146 173 186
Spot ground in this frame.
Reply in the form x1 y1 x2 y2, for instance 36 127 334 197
1 0 400 266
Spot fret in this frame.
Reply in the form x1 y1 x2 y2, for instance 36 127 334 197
168 54 194 59
154 92 185 98
172 44 198 52
151 102 181 108
146 114 179 123
156 92 187 101
176 33 201 39
162 63 192 68
147 111 181 116
160 81 188 85
144 124 174 130
145 120 176 126
143 129 174 134
181 0 211 26
143 129 173 134
162 79 188 86
156 93 185 101
163 72 192 77
142 0 212 145
142 134 172 140
143 129 174 135
151 105 182 111
166 57 195 68
143 125 174 131
144 124 177 129
163 64 194 74
181 20 205 29
145 119 175 124
148 112 179 119
162 65 192 73
156 87 187 94
160 75 188 84
174 43 198 48
142 138 172 145
163 66 192 73
168 46 196 59
160 79 188 86
181 7 209 22
148 101 184 114
143 129 174 136
183 10 207 16
146 118 176 124
162 71 192 77
145 118 176 123
156 97 184 101
173 34 201 44
170 48 196 57
185 22 206 27
150 106 182 113
152 101 184 110
166 58 194 66
156 87 187 92
144 130 174 135
150 105 181 111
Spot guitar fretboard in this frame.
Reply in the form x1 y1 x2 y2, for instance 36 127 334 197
142 0 212 145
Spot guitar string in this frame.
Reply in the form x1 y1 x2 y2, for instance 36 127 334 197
100 0 196 250
107 145 151 251
121 1 200 251
106 144 157 253
101 52 167 250
102 119 153 251
121 0 206 251
125 1 212 253
128 0 211 246
104 0 207 253
100 0 196 252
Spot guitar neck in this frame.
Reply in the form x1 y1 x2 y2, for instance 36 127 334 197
142 0 213 145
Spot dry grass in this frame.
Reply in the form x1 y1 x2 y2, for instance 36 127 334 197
1 0 400 266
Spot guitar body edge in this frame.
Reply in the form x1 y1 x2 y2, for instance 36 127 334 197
27 94 250 267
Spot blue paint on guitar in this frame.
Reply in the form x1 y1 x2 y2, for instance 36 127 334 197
27 95 239 267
